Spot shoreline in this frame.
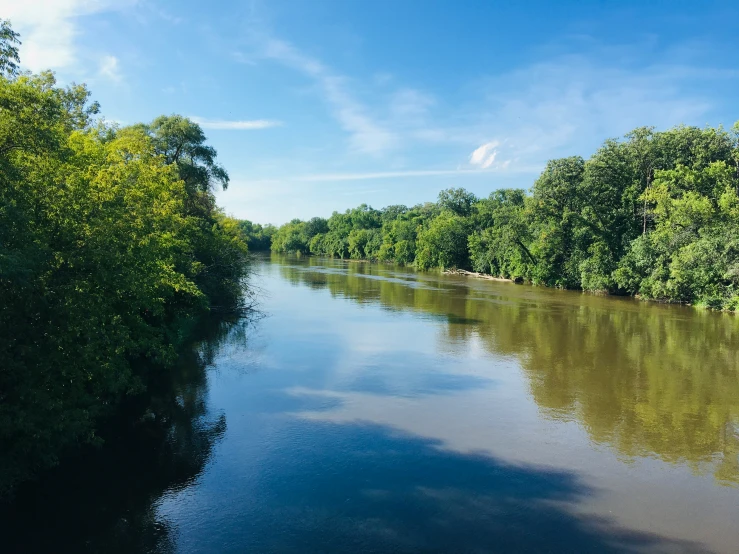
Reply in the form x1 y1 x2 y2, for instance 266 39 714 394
442 268 514 283
268 254 736 313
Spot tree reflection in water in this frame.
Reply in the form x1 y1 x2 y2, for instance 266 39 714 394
278 255 739 485
1 314 253 553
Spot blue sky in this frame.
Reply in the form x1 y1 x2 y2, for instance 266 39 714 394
3 0 738 224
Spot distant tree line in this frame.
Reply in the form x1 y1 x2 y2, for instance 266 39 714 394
267 124 739 311
0 22 249 494
237 220 276 252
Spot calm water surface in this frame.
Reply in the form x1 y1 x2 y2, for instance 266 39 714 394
5 255 739 553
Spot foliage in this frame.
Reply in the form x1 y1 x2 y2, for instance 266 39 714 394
415 211 470 270
0 24 249 494
238 220 276 251
437 187 477 217
469 189 534 279
614 162 739 309
0 20 20 77
268 124 738 311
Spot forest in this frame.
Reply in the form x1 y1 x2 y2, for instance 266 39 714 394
262 124 739 312
0 22 249 493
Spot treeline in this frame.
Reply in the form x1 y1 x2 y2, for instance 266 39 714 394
0 22 248 493
270 124 739 311
238 220 276 251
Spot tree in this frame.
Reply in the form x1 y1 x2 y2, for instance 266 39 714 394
468 189 534 279
348 228 382 259
437 187 477 217
265 121 738 309
528 156 588 287
415 212 471 270
615 161 739 309
238 220 276 251
271 220 310 254
0 20 20 77
305 216 329 237
132 115 228 216
0 23 250 493
381 204 408 223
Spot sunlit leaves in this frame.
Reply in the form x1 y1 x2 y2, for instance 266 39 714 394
0 33 248 493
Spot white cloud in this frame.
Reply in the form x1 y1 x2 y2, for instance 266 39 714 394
227 21 739 223
470 52 734 170
141 4 182 25
469 141 500 169
240 165 532 186
0 0 127 71
373 72 393 86
261 38 397 154
190 117 283 130
98 54 121 82
296 168 496 182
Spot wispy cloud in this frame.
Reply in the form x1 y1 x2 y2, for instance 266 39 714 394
260 38 397 154
139 3 183 25
244 166 531 185
190 116 282 130
0 0 131 71
98 54 121 82
469 51 735 169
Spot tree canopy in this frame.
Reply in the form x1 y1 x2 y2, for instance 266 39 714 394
269 124 739 311
0 22 249 494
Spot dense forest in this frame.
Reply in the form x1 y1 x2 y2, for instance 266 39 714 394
0 22 249 494
261 124 739 312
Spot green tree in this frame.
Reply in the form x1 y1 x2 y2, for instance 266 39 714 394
468 189 534 279
132 115 228 217
437 187 477 217
416 212 471 270
0 19 20 77
615 161 739 309
0 22 250 493
238 220 276 251
527 156 588 287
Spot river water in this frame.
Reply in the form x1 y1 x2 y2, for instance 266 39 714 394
4 255 739 553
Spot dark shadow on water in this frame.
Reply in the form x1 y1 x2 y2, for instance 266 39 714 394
0 313 245 554
1 381 711 553
196 417 710 554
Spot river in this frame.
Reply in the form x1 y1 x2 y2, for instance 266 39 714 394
4 254 739 553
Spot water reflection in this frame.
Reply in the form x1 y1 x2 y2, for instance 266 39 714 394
1 315 245 553
276 255 739 485
4 256 738 553
208 418 705 553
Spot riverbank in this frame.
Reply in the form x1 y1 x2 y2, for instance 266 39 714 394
274 254 737 313
442 268 515 283
442 267 739 312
